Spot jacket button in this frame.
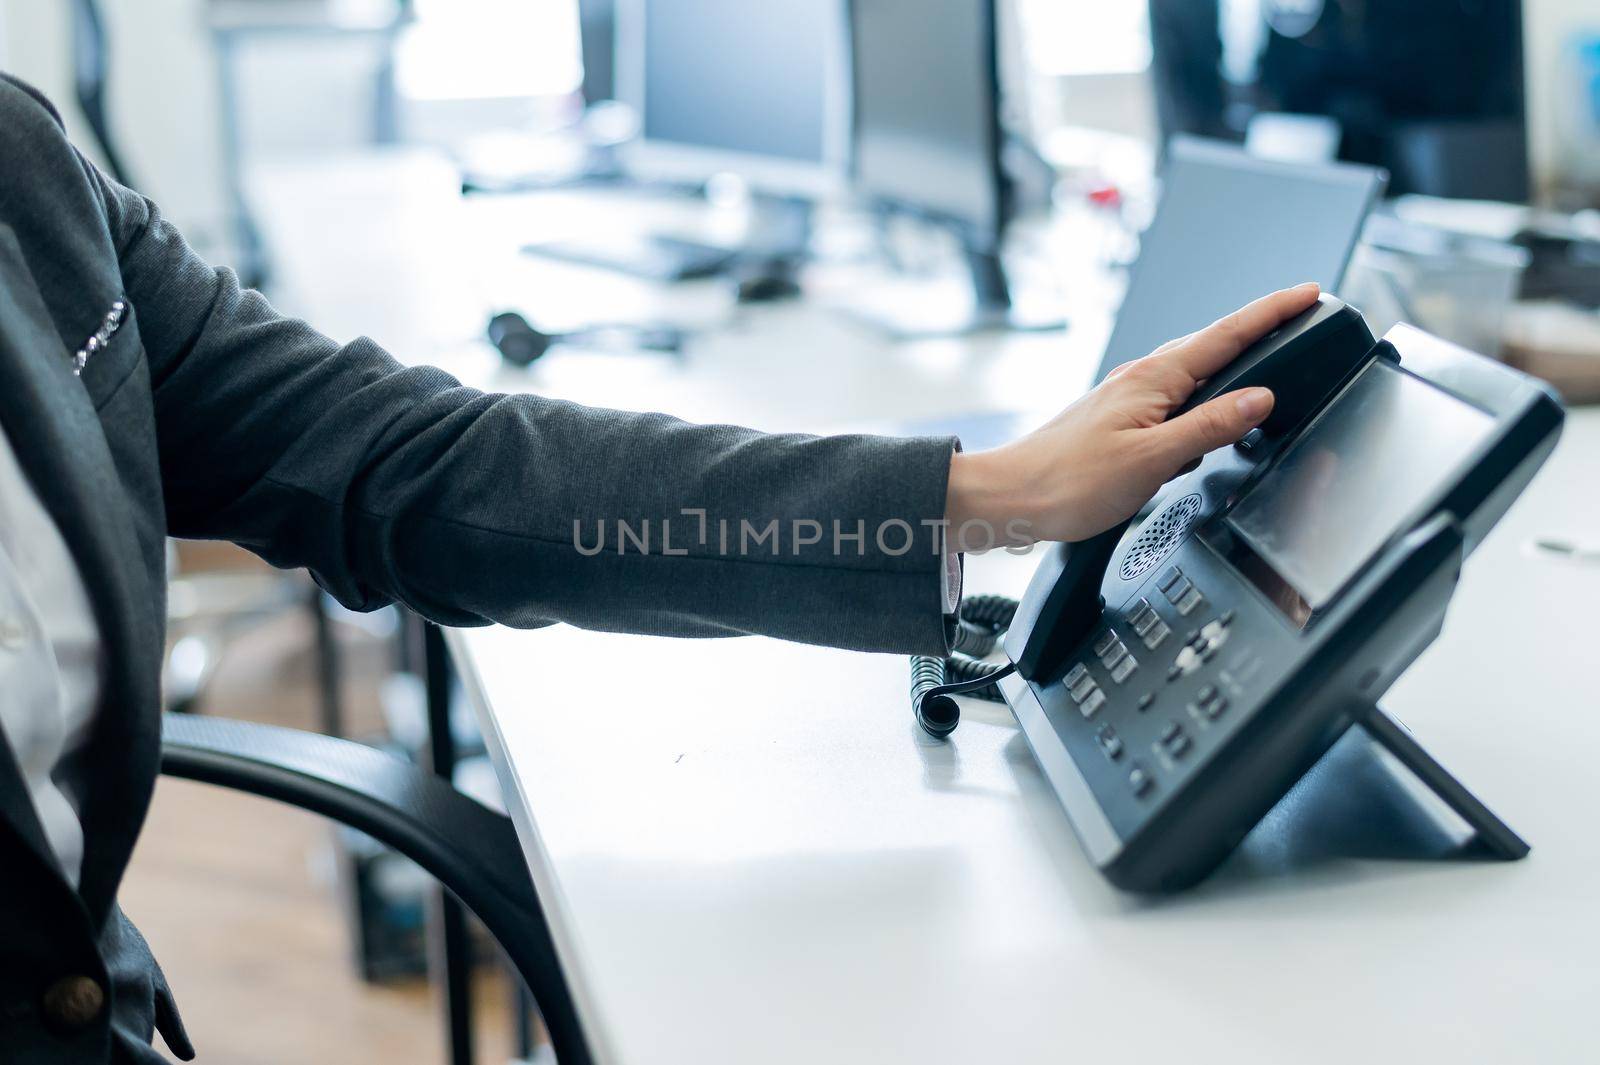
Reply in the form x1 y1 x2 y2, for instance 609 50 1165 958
41 975 105 1031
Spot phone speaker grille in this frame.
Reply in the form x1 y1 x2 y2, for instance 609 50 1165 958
1119 493 1203 581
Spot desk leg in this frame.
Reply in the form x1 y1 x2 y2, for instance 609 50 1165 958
508 955 537 1060
419 618 476 1065
307 586 344 738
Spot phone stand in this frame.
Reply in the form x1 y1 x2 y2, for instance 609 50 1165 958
1359 705 1529 860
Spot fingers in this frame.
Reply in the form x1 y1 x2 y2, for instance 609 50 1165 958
1164 283 1320 382
1107 328 1198 381
1151 387 1274 467
1106 336 1189 383
1151 331 1195 356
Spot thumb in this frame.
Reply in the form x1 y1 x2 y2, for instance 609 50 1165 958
1153 387 1274 467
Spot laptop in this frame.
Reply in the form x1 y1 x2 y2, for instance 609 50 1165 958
1095 136 1386 382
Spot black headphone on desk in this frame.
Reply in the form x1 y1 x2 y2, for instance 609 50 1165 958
487 311 686 367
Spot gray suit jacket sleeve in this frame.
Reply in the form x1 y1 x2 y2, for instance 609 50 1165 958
17 87 959 655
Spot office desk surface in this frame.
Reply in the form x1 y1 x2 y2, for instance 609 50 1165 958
252 156 1600 1064
457 412 1599 1065
246 150 1104 426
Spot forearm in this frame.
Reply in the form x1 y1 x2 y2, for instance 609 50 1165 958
208 379 962 653
85 160 957 652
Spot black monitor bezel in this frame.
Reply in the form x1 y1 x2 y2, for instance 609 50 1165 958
845 0 1012 252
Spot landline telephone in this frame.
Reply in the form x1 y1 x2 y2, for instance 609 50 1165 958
916 295 1564 893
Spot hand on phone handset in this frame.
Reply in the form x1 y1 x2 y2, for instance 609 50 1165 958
945 284 1326 552
967 286 1376 683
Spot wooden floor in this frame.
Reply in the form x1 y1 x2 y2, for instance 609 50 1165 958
119 577 518 1063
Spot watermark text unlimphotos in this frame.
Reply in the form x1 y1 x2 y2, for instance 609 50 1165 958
572 509 1035 557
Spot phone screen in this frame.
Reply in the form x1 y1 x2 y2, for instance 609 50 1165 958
1227 359 1494 614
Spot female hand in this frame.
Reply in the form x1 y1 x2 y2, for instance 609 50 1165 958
946 283 1320 548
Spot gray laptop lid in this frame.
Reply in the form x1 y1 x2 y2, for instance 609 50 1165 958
1095 136 1385 381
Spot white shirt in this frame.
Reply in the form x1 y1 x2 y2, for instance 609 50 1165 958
0 425 102 888
943 542 962 613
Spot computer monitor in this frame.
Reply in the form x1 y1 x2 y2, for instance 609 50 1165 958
850 0 1007 249
525 1 843 283
578 0 615 105
615 0 847 198
1095 137 1384 381
845 0 1059 334
1147 0 1528 201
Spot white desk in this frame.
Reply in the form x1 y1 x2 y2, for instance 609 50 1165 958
254 155 1600 1065
454 412 1600 1065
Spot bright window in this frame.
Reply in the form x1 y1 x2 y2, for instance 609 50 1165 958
1019 0 1152 77
397 0 582 100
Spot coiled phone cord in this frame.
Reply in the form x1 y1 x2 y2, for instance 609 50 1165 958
910 594 1020 738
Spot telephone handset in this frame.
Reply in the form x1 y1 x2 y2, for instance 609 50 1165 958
1004 295 1375 684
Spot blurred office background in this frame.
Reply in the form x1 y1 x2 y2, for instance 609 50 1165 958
2 1 1598 1063
7 1 1599 267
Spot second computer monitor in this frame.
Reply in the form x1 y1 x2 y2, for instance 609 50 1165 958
616 0 846 196
849 0 1005 246
1095 137 1385 381
578 0 616 105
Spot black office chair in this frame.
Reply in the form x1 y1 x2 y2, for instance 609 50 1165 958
159 711 593 1065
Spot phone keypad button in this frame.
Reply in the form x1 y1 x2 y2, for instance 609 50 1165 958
1188 684 1229 722
1175 586 1205 616
1128 763 1154 797
1169 645 1203 679
1157 566 1184 595
1142 621 1170 650
1110 654 1138 684
1128 599 1160 636
1079 688 1107 718
1157 722 1192 760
